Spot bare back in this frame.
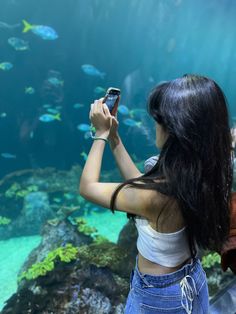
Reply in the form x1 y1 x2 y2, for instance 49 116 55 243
146 184 186 233
138 189 189 275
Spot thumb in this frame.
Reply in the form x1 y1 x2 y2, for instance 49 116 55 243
112 116 119 125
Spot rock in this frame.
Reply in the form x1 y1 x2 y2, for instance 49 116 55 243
1 219 131 313
0 192 55 239
18 220 93 289
117 218 138 262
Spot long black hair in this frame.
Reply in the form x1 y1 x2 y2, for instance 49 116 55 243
110 74 234 254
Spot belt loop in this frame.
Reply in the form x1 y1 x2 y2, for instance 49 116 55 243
140 274 155 288
135 255 154 288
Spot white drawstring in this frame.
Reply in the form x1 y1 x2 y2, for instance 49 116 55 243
180 275 197 314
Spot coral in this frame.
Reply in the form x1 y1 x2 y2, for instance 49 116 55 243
5 182 21 198
201 251 221 268
5 183 39 199
77 242 128 272
75 217 98 236
0 216 11 225
18 243 79 282
93 234 110 245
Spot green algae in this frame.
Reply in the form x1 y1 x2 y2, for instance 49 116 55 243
93 234 110 245
74 217 98 236
0 216 11 225
5 183 39 199
77 242 128 272
17 243 79 282
201 252 221 268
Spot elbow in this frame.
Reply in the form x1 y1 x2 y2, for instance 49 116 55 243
78 183 89 199
78 181 85 196
78 185 85 197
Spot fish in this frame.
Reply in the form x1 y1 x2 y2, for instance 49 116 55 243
47 77 64 87
117 104 130 115
43 104 52 108
73 103 84 109
22 19 58 40
80 152 88 161
77 123 92 132
84 131 91 140
8 37 29 51
122 118 142 127
53 198 61 203
39 113 61 122
0 113 7 118
0 62 13 71
0 21 21 29
129 108 147 119
64 193 75 200
91 207 101 212
46 108 60 115
94 86 106 94
81 64 106 79
1 153 16 159
25 87 35 94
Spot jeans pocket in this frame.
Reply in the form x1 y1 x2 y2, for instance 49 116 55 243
140 302 186 313
134 284 186 313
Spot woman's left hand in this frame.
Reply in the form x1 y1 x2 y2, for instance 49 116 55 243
89 98 112 136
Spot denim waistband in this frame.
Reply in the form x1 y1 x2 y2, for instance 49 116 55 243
134 254 200 288
130 255 202 314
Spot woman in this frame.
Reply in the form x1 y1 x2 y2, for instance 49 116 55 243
79 74 234 313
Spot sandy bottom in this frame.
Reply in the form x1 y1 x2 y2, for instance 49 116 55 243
0 235 41 311
0 210 127 310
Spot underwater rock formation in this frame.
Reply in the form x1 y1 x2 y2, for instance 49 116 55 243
1 219 136 313
117 218 138 260
0 164 124 240
0 191 55 239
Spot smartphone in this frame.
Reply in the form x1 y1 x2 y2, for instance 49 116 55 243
103 87 121 115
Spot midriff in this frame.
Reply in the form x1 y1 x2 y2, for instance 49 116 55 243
138 252 192 275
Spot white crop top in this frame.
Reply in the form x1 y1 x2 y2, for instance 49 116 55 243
135 216 197 267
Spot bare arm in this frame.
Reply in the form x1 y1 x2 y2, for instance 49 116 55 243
109 134 143 180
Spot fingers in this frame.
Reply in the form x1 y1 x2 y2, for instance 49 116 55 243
103 103 111 116
91 98 105 113
112 116 119 125
90 98 112 121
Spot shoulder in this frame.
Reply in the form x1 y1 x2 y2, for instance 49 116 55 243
145 187 180 221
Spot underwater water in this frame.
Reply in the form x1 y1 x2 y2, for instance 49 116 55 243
0 0 236 312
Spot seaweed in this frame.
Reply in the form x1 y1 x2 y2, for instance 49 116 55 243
17 243 79 282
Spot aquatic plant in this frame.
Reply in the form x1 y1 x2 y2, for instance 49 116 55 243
77 242 128 272
75 217 98 236
17 243 79 282
5 182 21 198
5 183 38 199
16 189 31 198
93 234 110 245
0 215 11 225
201 252 221 268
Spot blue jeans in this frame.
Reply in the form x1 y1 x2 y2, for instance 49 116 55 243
124 254 209 313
